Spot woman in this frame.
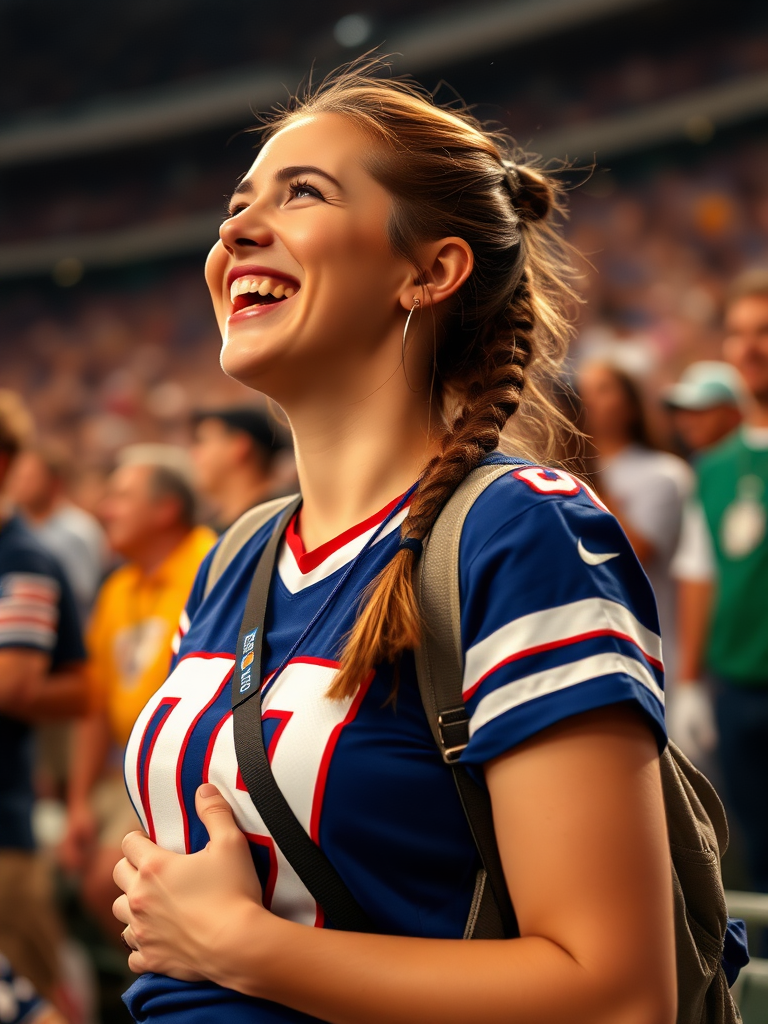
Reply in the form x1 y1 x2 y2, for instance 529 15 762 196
113 68 675 1024
577 360 692 683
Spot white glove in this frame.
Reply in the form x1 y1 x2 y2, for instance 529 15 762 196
667 683 718 763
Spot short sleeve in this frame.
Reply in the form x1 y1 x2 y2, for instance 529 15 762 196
50 563 86 667
458 467 666 766
0 571 61 653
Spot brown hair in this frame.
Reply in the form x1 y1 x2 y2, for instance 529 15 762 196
262 64 580 699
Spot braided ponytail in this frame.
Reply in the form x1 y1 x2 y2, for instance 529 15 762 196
264 63 580 700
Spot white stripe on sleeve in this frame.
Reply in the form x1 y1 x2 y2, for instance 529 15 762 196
463 597 663 699
469 650 665 737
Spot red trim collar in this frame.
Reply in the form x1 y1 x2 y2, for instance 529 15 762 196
285 489 411 575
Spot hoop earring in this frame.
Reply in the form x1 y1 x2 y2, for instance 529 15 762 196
401 297 421 392
402 297 421 363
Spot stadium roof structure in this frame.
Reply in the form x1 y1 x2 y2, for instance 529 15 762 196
1 0 767 279
0 0 660 167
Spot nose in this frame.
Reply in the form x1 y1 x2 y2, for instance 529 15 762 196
219 206 273 256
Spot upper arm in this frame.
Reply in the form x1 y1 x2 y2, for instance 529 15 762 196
485 704 675 999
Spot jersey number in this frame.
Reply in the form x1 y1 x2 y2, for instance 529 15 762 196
124 654 370 927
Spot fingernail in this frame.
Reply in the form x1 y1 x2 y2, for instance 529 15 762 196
198 783 218 798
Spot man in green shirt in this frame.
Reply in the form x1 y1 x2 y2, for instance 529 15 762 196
671 269 768 893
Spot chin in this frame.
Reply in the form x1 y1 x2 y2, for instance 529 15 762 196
219 329 285 392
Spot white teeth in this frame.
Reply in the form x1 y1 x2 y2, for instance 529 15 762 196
229 275 297 304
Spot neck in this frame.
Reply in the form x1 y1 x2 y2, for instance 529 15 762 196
284 368 438 553
213 468 272 530
593 435 630 461
129 525 190 576
25 494 62 525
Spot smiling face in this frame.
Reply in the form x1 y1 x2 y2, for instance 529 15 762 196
206 114 416 404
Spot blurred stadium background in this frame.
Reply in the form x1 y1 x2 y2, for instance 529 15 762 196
2 0 767 467
2 1 768 1021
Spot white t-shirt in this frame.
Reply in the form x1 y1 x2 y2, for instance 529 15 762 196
600 445 692 679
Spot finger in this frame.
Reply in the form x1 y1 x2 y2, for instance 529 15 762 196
195 784 242 844
128 949 148 975
113 855 138 893
121 828 154 865
113 893 131 925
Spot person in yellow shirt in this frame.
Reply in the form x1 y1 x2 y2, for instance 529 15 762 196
58 445 215 942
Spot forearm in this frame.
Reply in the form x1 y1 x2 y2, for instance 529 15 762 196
677 579 714 681
67 713 112 805
212 908 661 1024
20 666 89 721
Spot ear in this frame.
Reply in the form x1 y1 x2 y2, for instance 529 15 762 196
399 237 473 312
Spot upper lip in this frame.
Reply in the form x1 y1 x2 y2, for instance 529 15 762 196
226 264 301 291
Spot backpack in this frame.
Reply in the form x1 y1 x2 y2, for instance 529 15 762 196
204 464 746 1023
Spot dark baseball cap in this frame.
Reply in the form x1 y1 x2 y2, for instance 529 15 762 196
192 406 289 454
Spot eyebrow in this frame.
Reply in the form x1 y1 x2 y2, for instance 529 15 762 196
230 165 344 197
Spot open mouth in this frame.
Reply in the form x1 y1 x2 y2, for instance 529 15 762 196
229 274 298 316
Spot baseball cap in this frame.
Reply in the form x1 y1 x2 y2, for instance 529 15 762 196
663 361 747 411
192 406 289 455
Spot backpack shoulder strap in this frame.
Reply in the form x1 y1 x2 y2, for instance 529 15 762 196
203 494 300 601
414 462 519 939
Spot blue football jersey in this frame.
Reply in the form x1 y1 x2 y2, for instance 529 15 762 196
123 461 666 1022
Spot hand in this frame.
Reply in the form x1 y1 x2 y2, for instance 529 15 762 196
58 799 98 873
667 682 718 763
112 783 265 982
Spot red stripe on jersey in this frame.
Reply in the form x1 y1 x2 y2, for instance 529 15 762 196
463 628 664 702
309 669 374 845
203 710 231 785
137 698 180 843
285 490 412 575
176 670 233 853
245 833 278 911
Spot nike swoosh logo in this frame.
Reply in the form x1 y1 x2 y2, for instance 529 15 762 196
577 538 620 566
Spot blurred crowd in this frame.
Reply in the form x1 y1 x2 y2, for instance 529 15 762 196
2 263 768 1021
0 395 296 1022
2 18 766 249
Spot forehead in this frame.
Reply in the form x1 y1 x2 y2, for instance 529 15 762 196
111 463 151 492
726 295 768 327
245 112 374 183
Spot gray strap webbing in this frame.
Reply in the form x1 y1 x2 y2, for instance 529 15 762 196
203 494 299 600
415 463 520 939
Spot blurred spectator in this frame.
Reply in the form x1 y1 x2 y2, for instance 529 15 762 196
578 361 692 679
191 406 293 533
0 954 68 1024
671 269 768 894
7 442 108 626
663 361 746 455
58 445 215 942
0 391 87 1007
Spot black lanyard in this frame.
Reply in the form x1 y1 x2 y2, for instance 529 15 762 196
230 496 374 932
